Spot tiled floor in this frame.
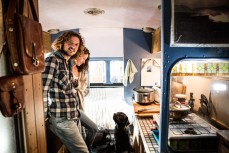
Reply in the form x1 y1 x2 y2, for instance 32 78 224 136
84 87 134 129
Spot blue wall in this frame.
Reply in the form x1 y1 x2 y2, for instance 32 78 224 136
123 28 154 104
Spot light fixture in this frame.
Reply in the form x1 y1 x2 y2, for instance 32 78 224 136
84 8 105 16
213 83 227 91
142 27 155 33
158 5 161 10
47 29 60 34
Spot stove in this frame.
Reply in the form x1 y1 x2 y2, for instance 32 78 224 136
153 113 219 152
169 113 218 138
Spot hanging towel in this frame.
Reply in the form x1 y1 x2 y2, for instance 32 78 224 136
123 59 138 86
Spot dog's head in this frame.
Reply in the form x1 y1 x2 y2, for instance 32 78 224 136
113 112 130 128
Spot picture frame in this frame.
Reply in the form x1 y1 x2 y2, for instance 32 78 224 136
141 58 160 87
170 0 229 47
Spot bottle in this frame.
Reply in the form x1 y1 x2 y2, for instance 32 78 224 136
151 120 157 130
188 92 195 112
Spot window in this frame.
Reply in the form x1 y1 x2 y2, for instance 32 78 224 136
89 61 106 83
89 58 123 86
110 61 124 83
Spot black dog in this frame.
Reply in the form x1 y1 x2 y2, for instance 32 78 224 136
113 112 131 153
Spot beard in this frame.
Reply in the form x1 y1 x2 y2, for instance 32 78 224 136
61 50 70 56
62 47 76 56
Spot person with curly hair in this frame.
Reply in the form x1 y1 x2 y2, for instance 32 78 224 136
42 31 89 153
72 47 98 152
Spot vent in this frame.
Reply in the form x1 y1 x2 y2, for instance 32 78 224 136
84 8 105 16
47 29 60 34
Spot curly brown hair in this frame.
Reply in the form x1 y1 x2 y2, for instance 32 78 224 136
51 31 85 53
72 47 90 72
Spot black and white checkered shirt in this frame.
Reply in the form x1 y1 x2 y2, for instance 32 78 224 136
42 51 79 119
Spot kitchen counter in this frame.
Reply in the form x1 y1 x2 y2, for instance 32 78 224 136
133 102 160 117
133 116 159 153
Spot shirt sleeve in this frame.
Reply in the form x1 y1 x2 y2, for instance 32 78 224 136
42 56 58 118
78 70 88 95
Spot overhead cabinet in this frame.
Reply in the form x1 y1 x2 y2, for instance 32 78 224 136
151 27 161 53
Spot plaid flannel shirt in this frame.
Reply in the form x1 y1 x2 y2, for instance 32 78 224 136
42 51 79 119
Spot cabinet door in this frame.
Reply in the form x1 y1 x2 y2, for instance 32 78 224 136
151 27 161 53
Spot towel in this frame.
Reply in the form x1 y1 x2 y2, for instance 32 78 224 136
123 59 138 86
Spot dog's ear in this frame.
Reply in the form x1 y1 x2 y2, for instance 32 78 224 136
125 117 130 126
120 112 130 126
125 119 130 126
123 115 130 126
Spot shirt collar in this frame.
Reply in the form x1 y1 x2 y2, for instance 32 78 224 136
54 50 75 67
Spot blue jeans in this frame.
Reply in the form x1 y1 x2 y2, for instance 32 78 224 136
79 110 98 150
49 117 89 153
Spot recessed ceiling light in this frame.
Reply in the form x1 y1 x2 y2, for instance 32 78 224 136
47 29 60 34
84 8 105 16
142 27 155 33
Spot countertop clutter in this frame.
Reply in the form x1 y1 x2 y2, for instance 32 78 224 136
133 102 160 117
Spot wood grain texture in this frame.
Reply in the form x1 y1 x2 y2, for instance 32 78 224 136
23 74 47 153
42 31 51 53
33 73 47 153
23 75 38 153
134 102 160 117
152 27 161 53
0 0 4 49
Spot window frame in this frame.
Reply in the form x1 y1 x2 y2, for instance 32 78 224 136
89 57 124 87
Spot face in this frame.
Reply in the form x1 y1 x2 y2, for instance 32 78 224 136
74 53 89 66
63 36 80 57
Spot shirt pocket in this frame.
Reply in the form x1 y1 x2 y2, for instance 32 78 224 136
56 70 71 91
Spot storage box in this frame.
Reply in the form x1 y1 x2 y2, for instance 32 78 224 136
152 130 159 144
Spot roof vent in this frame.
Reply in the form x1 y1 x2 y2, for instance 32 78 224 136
84 8 105 16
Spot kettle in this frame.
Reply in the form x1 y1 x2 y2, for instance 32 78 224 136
152 85 161 103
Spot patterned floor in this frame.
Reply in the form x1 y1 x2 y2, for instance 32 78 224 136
84 87 134 129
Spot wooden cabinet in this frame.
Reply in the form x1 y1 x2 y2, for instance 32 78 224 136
151 27 161 53
42 31 51 54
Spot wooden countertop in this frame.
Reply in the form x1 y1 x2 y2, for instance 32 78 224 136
134 102 160 117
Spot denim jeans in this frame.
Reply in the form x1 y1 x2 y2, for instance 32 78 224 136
49 117 89 153
79 110 98 150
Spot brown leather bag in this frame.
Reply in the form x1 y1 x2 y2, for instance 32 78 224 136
0 75 25 117
4 0 44 74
